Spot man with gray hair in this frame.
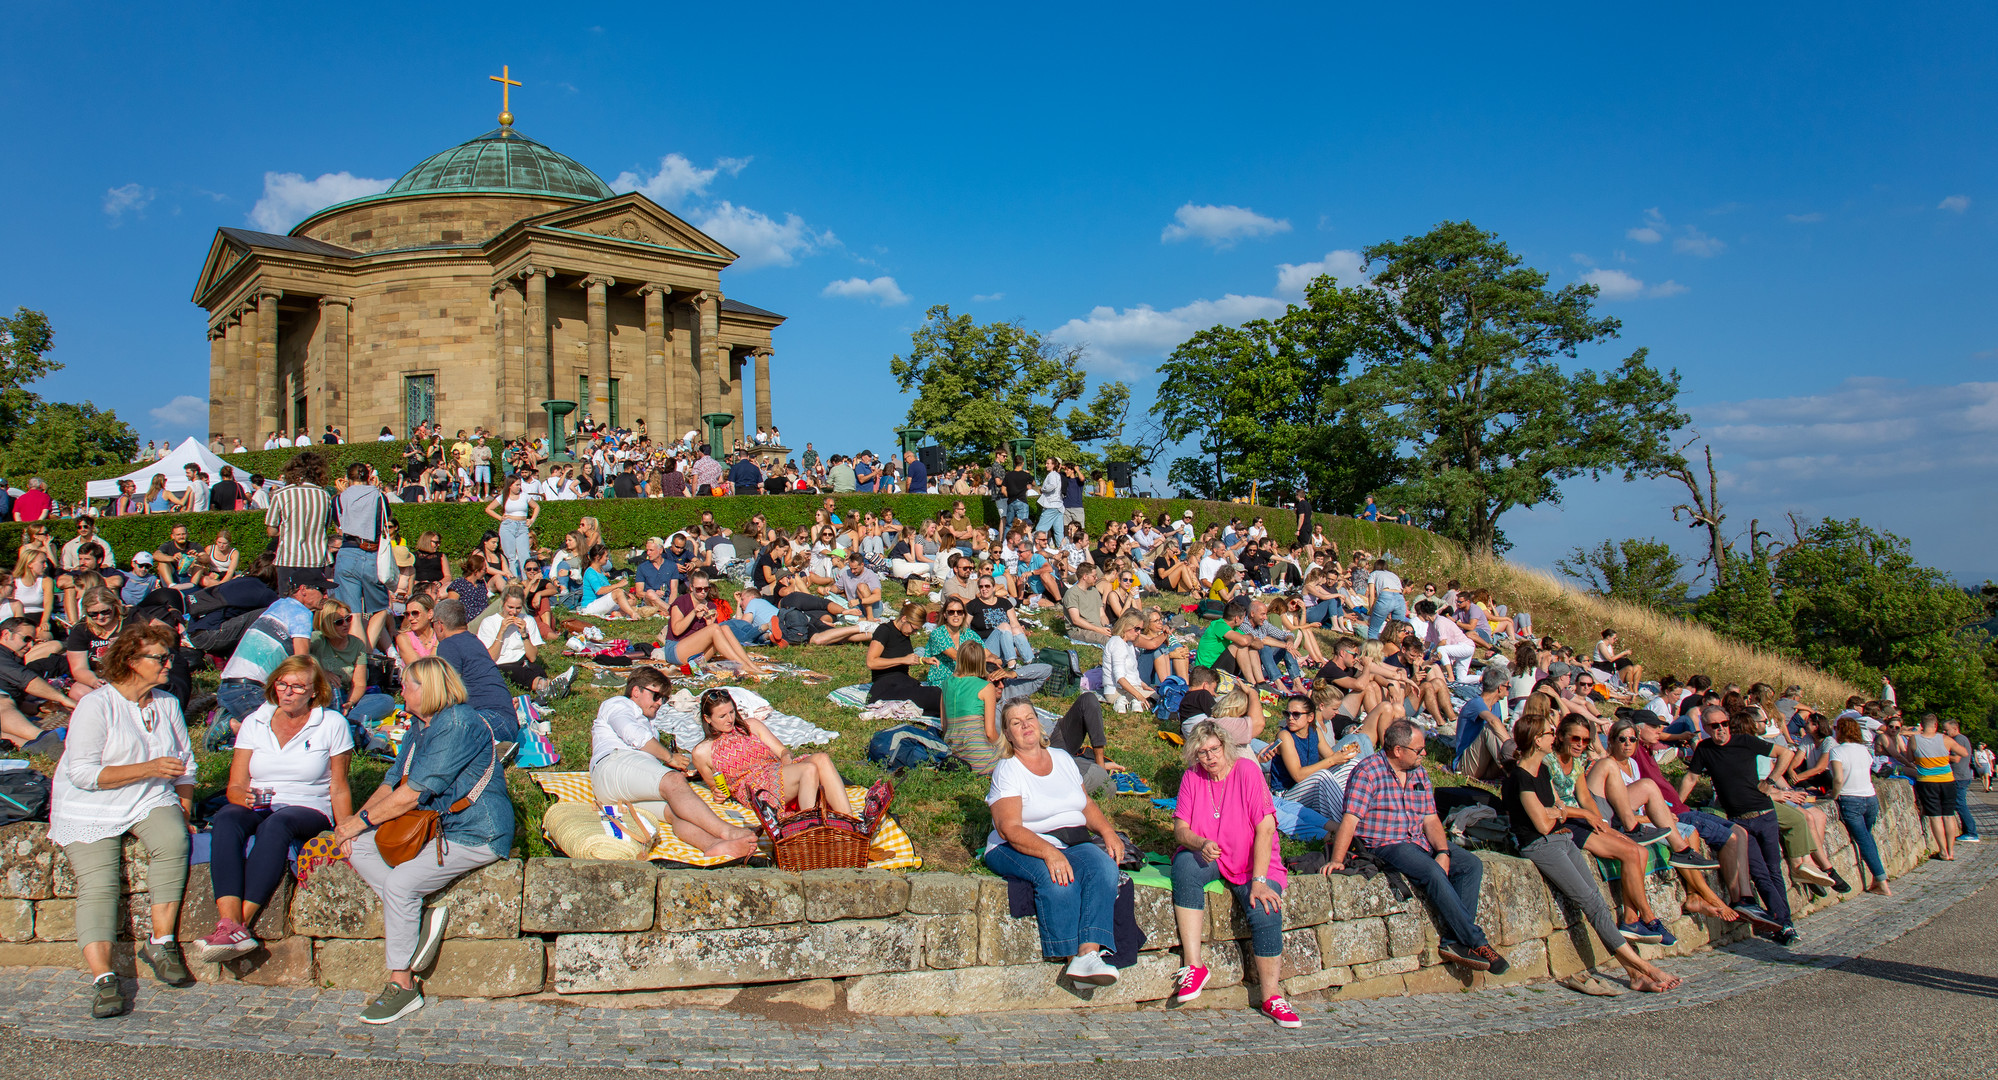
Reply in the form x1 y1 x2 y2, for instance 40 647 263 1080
431 598 520 742
10 477 52 522
1322 719 1508 974
1451 665 1512 782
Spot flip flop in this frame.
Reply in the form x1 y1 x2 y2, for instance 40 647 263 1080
1558 973 1627 997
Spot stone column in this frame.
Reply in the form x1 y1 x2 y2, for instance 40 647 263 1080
641 285 670 440
524 267 551 436
673 298 701 439
254 289 282 439
697 293 726 444
582 275 614 427
494 279 525 435
728 349 746 445
235 304 259 444
318 297 351 440
754 348 773 433
207 326 228 441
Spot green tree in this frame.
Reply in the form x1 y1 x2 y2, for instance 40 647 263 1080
1691 544 1792 653
0 401 139 474
890 305 1128 467
1771 518 1994 725
1556 537 1690 611
0 308 138 475
1331 222 1686 557
1149 277 1395 506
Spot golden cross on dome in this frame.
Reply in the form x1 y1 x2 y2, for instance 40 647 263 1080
490 65 522 127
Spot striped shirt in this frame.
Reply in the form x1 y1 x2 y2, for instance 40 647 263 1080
1910 732 1955 783
265 482 331 568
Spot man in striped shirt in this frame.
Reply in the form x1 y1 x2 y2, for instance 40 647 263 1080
265 453 332 597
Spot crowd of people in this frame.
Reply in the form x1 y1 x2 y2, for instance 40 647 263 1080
5 431 1982 1031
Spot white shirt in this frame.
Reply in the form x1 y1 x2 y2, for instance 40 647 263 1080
183 479 210 513
234 703 353 817
1368 569 1404 595
48 686 194 846
478 612 545 665
1103 635 1144 694
293 435 312 447
1196 554 1226 584
1829 741 1876 797
264 437 281 450
983 749 1088 852
590 695 662 767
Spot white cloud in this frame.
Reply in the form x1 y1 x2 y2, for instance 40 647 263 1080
971 292 1005 302
822 276 910 306
1695 378 1998 500
148 395 207 429
1581 268 1645 300
102 183 153 224
1939 194 1971 213
248 171 392 232
1785 212 1825 223
1580 268 1686 300
1625 226 1662 244
1673 226 1726 257
610 153 754 206
1160 203 1291 247
695 202 833 270
1571 252 1597 266
1275 249 1366 295
1049 294 1287 373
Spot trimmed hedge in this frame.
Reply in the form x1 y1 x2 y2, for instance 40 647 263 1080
0 493 1454 570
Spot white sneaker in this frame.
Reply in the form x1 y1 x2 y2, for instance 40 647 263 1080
1064 950 1119 986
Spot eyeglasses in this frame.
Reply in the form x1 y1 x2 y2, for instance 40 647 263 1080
1567 734 1591 744
135 652 170 665
273 681 313 695
1614 735 1639 744
1193 744 1230 759
86 608 115 618
1284 709 1311 718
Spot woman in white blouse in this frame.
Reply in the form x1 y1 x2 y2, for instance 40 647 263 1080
47 623 195 1018
196 655 354 963
589 666 758 860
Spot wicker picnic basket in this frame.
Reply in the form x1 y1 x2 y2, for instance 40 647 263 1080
769 807 873 871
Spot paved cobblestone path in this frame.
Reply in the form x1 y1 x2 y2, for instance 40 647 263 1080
1 804 1990 1073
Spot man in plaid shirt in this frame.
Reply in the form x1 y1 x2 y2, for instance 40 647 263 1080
1321 720 1509 974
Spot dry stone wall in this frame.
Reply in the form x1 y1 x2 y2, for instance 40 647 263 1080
0 783 1935 1013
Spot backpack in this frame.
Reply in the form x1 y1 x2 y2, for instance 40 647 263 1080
866 723 963 772
0 769 52 826
1036 647 1080 697
1153 675 1188 721
777 608 820 645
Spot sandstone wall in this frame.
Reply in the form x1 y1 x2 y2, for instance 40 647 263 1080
0 782 1935 1014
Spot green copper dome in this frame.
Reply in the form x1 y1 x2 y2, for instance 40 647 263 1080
385 127 614 201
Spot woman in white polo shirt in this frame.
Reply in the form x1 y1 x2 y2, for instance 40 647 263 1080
195 654 354 962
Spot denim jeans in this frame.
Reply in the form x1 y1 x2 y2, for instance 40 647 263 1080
1732 810 1794 925
345 692 401 756
1367 590 1407 641
499 518 532 578
981 840 1120 957
723 618 769 646
1305 598 1340 625
1259 645 1301 680
1035 506 1065 536
1372 841 1489 949
1955 776 1981 839
207 679 269 751
984 627 1034 665
1836 795 1887 881
1170 849 1284 958
332 544 389 616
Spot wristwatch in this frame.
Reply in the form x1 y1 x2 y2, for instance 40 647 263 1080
358 808 374 829
1252 875 1269 885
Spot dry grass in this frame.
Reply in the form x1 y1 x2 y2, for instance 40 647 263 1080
1451 554 1861 709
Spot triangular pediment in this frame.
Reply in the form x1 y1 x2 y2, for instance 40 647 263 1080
192 230 254 306
519 194 739 263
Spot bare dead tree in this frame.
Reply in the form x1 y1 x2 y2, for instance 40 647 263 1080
1664 433 1727 583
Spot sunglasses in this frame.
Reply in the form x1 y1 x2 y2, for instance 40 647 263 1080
86 608 115 618
1567 734 1591 743
1284 709 1311 718
1614 735 1639 744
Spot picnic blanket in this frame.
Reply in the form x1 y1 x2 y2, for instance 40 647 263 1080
659 685 839 748
831 682 1065 733
531 771 920 870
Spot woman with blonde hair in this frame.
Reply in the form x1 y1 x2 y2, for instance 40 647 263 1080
11 548 57 640
393 594 439 668
197 655 354 962
311 599 399 734
333 655 511 1025
142 474 172 514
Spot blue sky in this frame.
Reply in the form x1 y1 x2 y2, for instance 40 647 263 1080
4 2 1994 581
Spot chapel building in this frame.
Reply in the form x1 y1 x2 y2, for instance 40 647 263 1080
191 93 784 447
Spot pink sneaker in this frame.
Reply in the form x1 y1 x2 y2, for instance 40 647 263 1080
1172 964 1210 1003
1260 994 1302 1028
197 917 260 962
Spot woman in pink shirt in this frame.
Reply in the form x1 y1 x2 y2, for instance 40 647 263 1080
1167 720 1300 1029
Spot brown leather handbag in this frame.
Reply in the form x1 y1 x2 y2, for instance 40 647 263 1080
376 713 500 867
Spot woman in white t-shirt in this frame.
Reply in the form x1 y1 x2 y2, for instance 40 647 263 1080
980 699 1127 988
196 654 354 963
1829 715 1890 896
588 667 758 860
477 586 548 692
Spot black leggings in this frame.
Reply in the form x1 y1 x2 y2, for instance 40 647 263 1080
867 672 942 717
210 803 332 908
497 658 547 688
1049 691 1107 755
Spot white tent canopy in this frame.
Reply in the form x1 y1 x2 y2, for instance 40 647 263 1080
86 437 234 500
